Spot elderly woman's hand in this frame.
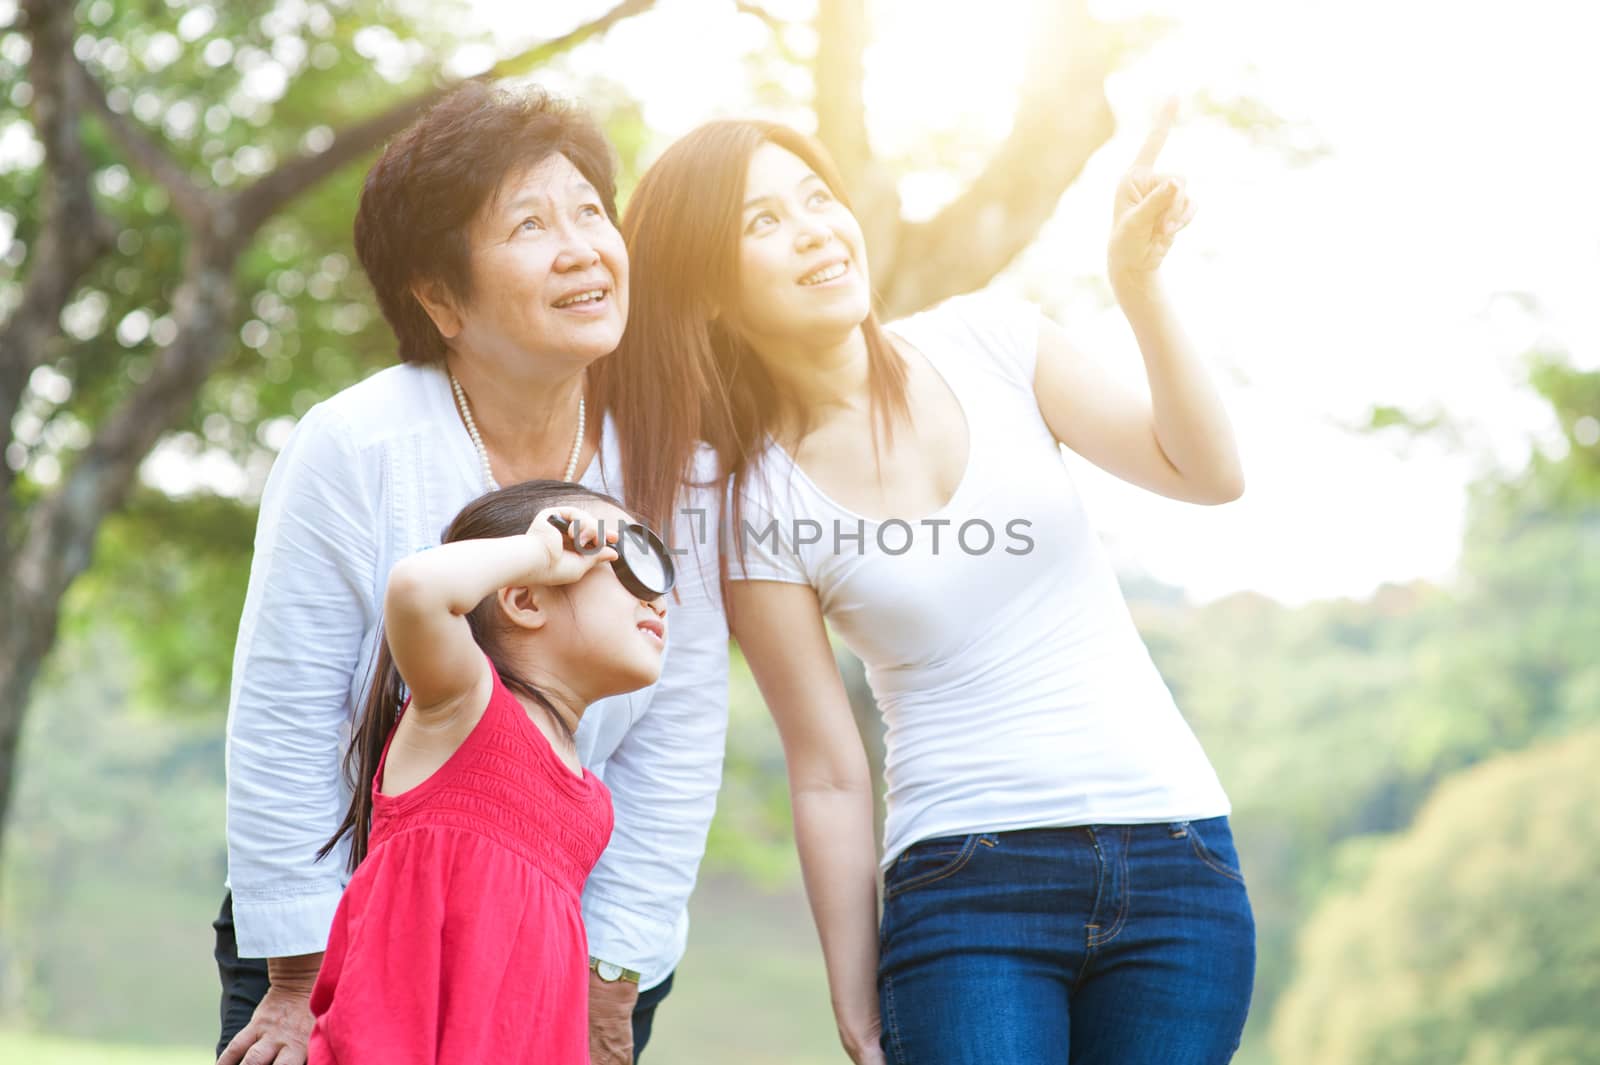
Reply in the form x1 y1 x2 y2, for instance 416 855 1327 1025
216 954 320 1065
587 970 639 1065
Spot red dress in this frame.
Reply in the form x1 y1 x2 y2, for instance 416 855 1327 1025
308 665 613 1065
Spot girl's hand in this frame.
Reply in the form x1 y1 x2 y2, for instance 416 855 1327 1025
524 506 618 586
1107 97 1196 287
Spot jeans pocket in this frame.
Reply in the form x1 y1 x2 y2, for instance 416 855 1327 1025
1179 817 1246 884
882 832 995 900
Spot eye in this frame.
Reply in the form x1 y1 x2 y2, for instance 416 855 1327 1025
516 216 543 235
745 210 778 235
807 188 833 207
579 204 604 220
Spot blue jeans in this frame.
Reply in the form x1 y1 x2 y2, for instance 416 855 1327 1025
877 818 1256 1064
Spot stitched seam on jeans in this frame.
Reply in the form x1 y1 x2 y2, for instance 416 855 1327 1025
1076 828 1108 990
1190 832 1245 883
1072 932 1097 991
883 833 980 900
1089 826 1132 948
882 973 905 1064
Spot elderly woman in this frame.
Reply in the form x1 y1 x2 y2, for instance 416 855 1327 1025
214 83 727 1065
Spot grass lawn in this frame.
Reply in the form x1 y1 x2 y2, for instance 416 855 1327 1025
0 1030 209 1064
1 876 841 1065
649 875 842 1064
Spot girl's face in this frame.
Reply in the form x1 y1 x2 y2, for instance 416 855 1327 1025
546 501 667 698
450 152 629 369
733 143 871 348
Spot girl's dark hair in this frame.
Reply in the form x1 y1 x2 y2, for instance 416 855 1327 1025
591 120 909 568
353 81 620 364
319 479 625 871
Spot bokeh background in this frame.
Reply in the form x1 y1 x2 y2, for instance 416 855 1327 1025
2 1 1597 1062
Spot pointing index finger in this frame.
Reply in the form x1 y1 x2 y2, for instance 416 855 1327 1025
1131 96 1178 170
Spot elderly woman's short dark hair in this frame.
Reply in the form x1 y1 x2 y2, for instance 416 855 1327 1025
353 82 619 363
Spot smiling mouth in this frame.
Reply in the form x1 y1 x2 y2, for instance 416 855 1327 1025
798 261 848 286
553 288 609 309
636 620 664 644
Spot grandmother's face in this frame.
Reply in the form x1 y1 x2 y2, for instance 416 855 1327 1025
448 152 628 369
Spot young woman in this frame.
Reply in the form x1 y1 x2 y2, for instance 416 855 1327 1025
610 105 1255 1064
308 482 664 1063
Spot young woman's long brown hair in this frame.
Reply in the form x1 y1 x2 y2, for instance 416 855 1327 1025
591 120 910 570
318 479 626 872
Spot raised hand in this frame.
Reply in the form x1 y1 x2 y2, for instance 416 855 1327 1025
1108 97 1197 283
527 506 618 586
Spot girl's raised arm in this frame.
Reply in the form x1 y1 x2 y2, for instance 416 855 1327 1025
382 507 617 715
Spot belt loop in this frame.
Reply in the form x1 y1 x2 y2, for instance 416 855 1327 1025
1168 821 1190 838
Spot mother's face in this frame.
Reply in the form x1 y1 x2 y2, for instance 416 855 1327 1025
734 142 871 347
444 152 628 368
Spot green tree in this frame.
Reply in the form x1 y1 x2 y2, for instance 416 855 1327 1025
0 630 226 1040
1268 729 1600 1065
1178 358 1599 1051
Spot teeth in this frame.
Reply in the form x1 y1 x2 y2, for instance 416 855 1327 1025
555 289 605 308
800 262 847 286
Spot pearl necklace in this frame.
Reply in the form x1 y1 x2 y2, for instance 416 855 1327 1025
448 367 585 491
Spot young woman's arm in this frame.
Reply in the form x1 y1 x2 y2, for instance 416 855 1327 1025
728 580 887 1065
1033 100 1244 505
1032 302 1242 505
383 508 615 716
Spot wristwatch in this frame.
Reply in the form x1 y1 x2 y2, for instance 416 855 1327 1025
589 956 642 984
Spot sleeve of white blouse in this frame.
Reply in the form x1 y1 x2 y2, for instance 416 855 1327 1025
945 289 1043 386
224 403 379 959
581 467 730 986
724 461 810 585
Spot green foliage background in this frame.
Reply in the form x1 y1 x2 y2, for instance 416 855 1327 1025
1269 730 1600 1065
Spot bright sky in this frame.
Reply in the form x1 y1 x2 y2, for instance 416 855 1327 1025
477 0 1598 604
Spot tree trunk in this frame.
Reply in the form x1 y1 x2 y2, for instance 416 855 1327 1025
0 591 61 859
812 0 1119 319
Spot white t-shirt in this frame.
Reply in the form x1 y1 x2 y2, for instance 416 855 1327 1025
731 293 1229 868
224 360 728 988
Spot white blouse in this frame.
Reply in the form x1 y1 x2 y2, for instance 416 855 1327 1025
732 293 1229 868
224 360 728 990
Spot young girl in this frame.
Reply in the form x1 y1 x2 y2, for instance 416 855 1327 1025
306 479 669 1065
611 108 1253 1064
